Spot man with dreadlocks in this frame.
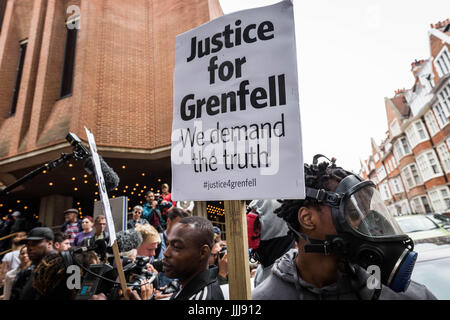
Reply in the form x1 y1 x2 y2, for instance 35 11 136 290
252 155 436 300
33 251 100 300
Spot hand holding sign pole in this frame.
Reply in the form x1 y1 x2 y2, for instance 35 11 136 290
85 127 129 300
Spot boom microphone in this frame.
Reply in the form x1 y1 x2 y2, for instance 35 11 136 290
84 155 120 192
115 229 143 253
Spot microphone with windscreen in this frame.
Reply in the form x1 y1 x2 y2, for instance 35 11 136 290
106 229 143 255
84 155 120 192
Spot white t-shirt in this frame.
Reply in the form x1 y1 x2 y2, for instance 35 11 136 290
2 250 20 272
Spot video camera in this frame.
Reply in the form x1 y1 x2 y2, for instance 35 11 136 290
68 240 157 300
122 256 157 294
75 255 157 300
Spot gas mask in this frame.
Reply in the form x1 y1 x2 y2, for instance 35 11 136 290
289 174 417 293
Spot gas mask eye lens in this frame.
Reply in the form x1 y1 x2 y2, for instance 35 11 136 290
344 186 404 238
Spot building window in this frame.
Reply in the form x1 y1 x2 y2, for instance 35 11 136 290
401 137 411 154
400 199 411 215
9 40 28 116
436 143 450 174
0 0 7 33
434 47 450 78
59 20 78 98
432 102 448 128
376 165 387 182
438 83 450 116
406 120 429 148
412 197 423 214
389 176 404 194
412 195 432 214
394 138 409 161
421 196 432 213
424 110 440 136
380 182 391 201
426 74 434 90
417 150 443 182
428 187 450 213
401 163 422 190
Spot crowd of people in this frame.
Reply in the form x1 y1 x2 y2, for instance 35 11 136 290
0 157 440 300
0 183 238 300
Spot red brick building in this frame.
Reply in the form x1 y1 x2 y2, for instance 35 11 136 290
0 0 223 226
361 19 450 216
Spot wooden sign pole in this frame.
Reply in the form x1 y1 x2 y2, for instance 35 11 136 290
224 200 252 300
112 240 129 300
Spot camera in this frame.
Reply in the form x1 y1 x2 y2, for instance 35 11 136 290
152 259 164 273
123 256 157 294
75 255 157 300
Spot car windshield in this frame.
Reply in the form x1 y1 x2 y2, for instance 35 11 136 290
412 257 450 299
396 216 439 233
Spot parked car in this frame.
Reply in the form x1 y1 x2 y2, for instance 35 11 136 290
412 241 450 300
395 214 450 242
425 213 450 231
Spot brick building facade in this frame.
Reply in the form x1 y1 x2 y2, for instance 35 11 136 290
0 0 223 226
361 19 450 217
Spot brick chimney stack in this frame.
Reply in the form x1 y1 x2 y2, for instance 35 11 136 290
430 18 450 30
411 59 425 78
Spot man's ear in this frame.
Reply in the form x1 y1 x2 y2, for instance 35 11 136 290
199 244 211 261
297 207 316 231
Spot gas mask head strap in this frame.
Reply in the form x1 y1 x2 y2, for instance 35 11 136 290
287 224 333 255
305 187 343 208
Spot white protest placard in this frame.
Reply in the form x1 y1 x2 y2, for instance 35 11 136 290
85 127 116 246
171 1 305 201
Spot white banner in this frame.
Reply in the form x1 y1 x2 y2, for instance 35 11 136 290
85 127 116 245
171 1 305 201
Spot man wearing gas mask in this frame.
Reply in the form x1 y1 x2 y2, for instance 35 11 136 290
252 155 436 300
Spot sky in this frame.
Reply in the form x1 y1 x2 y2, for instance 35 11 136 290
218 0 450 173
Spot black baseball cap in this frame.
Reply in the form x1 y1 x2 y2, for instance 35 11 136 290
19 227 54 244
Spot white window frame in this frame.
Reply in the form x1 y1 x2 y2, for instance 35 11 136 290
380 182 392 201
437 82 450 117
416 150 443 182
428 186 450 213
401 163 423 190
393 137 411 162
424 110 440 136
436 142 450 174
376 165 387 182
411 196 424 214
405 120 429 148
389 176 404 194
433 102 449 128
399 199 411 215
434 47 450 78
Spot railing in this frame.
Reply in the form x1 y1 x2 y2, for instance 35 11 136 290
0 233 20 258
